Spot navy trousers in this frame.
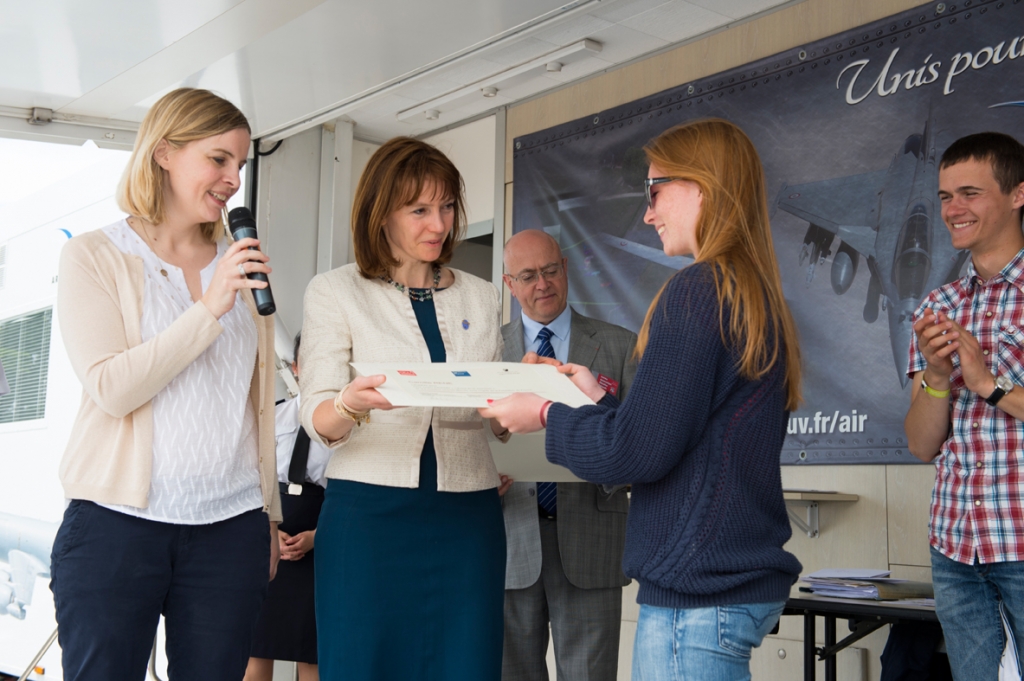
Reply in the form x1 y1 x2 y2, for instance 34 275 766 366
50 501 270 681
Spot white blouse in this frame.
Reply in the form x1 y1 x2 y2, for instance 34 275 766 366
100 220 264 524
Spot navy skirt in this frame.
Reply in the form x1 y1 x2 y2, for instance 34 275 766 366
314 433 505 681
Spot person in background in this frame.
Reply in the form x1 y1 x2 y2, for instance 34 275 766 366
299 137 511 680
500 228 636 681
482 118 803 681
50 87 281 681
246 331 328 681
905 131 1024 680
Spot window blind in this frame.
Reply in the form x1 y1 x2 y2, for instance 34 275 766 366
0 307 53 424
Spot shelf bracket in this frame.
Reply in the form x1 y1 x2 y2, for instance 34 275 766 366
786 500 819 538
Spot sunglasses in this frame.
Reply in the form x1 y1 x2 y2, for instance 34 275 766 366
644 176 683 209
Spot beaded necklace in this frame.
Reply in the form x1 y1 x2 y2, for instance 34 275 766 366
380 265 441 302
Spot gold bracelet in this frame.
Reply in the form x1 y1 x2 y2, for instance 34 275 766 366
334 384 370 426
921 377 951 399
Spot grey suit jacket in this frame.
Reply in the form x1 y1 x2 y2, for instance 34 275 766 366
502 308 637 590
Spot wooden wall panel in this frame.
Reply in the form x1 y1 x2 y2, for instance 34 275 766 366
887 464 935 567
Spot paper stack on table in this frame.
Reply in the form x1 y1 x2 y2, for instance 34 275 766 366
801 569 934 602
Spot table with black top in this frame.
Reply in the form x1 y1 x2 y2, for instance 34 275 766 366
782 589 938 681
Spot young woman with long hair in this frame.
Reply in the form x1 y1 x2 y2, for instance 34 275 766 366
482 118 803 681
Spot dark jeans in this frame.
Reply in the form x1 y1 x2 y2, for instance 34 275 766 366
50 501 270 681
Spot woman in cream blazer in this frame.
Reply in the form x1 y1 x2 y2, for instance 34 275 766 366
300 137 508 680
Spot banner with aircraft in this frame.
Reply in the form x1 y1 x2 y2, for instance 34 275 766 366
511 0 1024 464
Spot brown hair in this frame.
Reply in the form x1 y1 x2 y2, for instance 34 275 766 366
637 118 802 409
117 88 250 242
941 131 1024 226
352 137 467 278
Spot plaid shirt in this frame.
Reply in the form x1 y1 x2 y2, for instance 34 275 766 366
907 248 1024 565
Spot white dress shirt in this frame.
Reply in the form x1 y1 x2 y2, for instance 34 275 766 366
100 220 264 524
275 395 331 488
520 305 572 364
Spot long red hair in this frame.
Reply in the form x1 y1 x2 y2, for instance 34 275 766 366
637 119 802 410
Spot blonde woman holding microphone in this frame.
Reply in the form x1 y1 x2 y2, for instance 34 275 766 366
51 88 281 680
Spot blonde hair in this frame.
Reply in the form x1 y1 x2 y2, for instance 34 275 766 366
117 88 250 242
351 137 467 279
638 119 802 409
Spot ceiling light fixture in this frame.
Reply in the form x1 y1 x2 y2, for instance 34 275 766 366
425 109 440 120
546 62 563 72
396 39 602 123
481 86 499 98
260 0 603 142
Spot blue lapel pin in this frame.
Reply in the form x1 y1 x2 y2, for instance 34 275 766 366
462 319 470 330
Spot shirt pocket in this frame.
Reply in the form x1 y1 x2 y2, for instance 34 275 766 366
997 324 1024 386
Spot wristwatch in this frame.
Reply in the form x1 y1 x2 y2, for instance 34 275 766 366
985 374 1014 406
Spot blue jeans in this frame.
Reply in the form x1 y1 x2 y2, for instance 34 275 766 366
931 546 1024 680
631 601 785 681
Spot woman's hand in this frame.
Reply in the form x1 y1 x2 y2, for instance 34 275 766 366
557 363 606 403
280 530 316 561
497 474 514 496
479 393 549 434
342 375 395 413
312 375 394 443
200 237 272 319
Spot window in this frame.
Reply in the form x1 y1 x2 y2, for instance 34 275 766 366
0 308 52 424
0 243 6 289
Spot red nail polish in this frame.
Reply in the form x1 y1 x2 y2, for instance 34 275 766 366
487 399 494 404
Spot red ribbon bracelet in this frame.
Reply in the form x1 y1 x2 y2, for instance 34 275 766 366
539 400 553 428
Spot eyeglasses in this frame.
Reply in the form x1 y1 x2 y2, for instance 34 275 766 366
507 262 564 285
644 177 683 209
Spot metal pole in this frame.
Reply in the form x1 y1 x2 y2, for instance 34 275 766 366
804 613 816 681
18 627 58 681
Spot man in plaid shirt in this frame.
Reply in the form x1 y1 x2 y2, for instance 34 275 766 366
906 132 1024 680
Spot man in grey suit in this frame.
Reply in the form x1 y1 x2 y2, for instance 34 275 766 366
500 229 637 681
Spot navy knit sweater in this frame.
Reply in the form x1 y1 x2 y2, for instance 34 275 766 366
545 263 801 609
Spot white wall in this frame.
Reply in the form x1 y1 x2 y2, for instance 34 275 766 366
425 116 497 236
255 127 324 342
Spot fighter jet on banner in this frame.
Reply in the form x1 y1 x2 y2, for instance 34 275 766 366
776 119 969 388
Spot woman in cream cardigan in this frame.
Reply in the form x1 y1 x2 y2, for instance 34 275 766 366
299 137 509 680
50 88 281 681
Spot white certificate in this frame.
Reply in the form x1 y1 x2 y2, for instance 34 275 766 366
349 361 595 409
488 431 584 483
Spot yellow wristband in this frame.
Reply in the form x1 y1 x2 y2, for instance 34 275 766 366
921 377 951 399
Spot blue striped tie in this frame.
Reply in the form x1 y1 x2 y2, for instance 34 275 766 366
535 327 557 516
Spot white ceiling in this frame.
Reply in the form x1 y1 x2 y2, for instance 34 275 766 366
0 0 799 144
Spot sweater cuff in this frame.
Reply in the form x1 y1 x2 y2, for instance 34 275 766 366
598 392 620 408
544 403 572 466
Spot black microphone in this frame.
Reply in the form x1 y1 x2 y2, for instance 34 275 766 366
227 207 276 316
